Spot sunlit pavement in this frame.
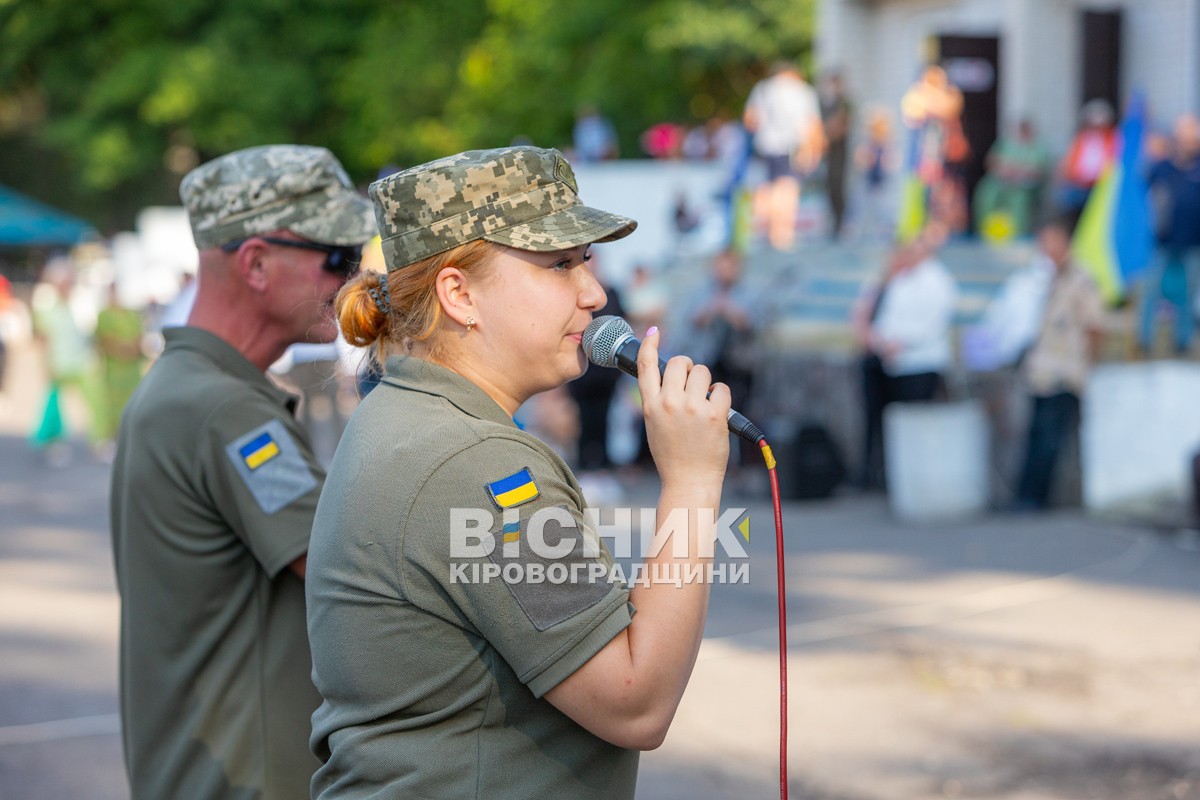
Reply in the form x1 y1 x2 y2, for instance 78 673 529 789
2 339 1199 799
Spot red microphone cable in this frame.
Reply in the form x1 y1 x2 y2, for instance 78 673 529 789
758 438 787 800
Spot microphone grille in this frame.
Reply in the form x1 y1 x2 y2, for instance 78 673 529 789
582 315 633 368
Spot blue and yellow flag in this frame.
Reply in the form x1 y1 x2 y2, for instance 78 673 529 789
486 468 540 509
1073 92 1155 303
238 431 280 471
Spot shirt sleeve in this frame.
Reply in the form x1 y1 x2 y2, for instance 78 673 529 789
197 390 324 578
802 85 822 129
400 435 633 698
1077 273 1106 332
744 85 762 126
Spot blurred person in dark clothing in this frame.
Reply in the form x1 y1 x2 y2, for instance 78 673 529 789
567 259 626 471
681 249 761 467
1012 219 1105 510
682 249 758 412
1139 113 1200 356
820 71 853 239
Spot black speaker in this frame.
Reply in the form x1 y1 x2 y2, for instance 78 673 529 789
776 423 846 500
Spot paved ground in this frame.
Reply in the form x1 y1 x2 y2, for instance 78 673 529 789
639 494 1200 800
2 336 1200 799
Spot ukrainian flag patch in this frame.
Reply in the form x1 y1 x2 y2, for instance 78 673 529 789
225 419 318 515
486 467 540 509
238 431 280 470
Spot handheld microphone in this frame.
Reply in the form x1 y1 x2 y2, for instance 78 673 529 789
582 315 765 444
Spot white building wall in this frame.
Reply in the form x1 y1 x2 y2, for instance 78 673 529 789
1011 0 1077 149
1082 362 1200 510
1107 0 1197 126
815 0 870 76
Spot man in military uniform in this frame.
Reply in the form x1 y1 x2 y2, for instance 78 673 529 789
110 144 374 799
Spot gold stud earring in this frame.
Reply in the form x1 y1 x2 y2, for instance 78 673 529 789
466 316 475 332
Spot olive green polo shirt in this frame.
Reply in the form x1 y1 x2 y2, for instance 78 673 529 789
110 326 323 799
307 356 638 800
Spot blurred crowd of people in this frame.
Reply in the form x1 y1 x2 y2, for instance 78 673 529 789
5 59 1197 517
7 255 147 466
566 58 1197 301
849 214 1108 510
2 201 1191 517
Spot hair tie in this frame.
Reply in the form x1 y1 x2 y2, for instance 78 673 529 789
369 275 391 315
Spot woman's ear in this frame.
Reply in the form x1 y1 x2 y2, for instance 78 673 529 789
434 266 476 330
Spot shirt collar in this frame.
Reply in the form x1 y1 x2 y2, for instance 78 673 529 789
383 355 516 428
163 327 298 413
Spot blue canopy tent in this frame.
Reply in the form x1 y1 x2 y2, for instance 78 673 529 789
0 184 95 246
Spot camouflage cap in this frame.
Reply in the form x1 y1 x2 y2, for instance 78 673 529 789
181 144 376 250
370 146 637 271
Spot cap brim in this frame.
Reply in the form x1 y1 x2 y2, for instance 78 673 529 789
289 189 378 247
482 204 636 252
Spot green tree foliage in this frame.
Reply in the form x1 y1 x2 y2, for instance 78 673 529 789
0 0 813 230
649 0 816 108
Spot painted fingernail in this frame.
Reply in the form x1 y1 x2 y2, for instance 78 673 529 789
646 326 658 337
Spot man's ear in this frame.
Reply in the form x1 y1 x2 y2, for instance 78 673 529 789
234 240 270 293
434 266 477 330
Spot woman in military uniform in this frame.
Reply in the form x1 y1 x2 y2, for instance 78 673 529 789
306 146 731 799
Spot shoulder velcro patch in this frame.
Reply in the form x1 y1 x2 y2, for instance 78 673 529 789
486 467 540 509
225 419 317 515
486 505 614 631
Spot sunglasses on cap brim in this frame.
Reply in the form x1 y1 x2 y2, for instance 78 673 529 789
221 236 362 278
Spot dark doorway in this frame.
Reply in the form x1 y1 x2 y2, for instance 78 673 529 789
937 34 1000 234
1081 10 1122 112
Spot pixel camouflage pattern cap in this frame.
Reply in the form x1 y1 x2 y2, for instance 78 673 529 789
181 144 377 250
369 146 637 271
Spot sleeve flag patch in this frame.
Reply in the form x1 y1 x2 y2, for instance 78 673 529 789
239 432 280 470
486 467 540 509
225 419 318 515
